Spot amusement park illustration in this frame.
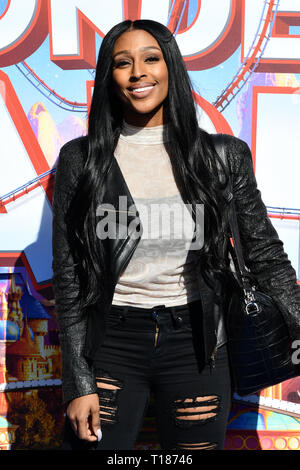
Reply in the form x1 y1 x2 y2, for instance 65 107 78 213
0 0 300 450
0 269 62 449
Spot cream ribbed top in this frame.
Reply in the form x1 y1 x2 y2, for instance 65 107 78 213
111 122 201 308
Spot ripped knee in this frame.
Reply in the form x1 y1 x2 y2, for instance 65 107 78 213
172 394 220 450
94 370 123 427
172 395 220 428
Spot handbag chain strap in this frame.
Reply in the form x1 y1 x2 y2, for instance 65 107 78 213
214 135 258 312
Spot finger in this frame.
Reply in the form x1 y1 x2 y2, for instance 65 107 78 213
77 417 97 442
91 409 101 440
76 417 89 441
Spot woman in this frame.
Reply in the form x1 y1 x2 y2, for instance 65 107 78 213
52 19 300 450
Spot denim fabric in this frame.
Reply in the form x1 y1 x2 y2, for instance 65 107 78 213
61 300 233 450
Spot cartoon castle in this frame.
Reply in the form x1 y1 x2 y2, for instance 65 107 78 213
0 270 60 383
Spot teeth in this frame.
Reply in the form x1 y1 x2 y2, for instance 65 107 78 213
131 86 154 93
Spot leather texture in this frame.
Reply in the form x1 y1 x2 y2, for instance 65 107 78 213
52 130 300 404
228 287 297 396
214 135 298 395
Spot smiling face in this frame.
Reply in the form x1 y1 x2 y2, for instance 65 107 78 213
111 28 169 127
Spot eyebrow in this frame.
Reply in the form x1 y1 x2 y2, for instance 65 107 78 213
113 46 161 58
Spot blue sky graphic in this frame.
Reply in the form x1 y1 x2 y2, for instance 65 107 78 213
0 0 299 136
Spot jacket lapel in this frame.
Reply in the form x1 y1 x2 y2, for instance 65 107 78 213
100 156 143 283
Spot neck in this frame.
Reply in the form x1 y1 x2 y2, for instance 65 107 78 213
122 105 167 128
120 121 169 144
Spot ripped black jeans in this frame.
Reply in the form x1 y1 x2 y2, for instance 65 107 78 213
62 300 233 450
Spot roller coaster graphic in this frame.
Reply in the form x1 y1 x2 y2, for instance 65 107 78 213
0 0 299 221
14 0 281 113
1 2 300 437
213 0 280 110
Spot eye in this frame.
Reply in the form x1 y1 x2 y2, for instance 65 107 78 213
145 56 160 63
114 59 131 68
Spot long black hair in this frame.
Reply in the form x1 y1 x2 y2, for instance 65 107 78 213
66 19 230 314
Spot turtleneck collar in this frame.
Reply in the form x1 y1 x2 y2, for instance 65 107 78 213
119 121 169 145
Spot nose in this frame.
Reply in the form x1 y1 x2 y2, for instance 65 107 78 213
129 59 146 82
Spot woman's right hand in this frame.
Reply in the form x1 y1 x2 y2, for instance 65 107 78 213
66 393 102 442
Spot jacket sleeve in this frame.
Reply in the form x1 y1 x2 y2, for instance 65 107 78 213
226 135 300 339
51 140 98 404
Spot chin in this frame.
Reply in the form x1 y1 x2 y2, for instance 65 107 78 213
132 104 163 116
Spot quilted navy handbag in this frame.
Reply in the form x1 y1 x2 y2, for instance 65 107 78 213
214 135 299 396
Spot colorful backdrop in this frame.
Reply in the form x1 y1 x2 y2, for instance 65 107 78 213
0 0 300 451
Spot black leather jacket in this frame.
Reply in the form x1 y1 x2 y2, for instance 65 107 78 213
52 131 300 404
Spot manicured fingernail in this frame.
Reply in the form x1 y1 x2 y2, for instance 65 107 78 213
97 429 102 441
